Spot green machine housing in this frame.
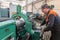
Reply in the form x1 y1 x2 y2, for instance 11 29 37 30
0 20 16 40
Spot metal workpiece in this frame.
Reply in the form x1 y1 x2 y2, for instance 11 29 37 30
16 19 25 32
16 19 25 28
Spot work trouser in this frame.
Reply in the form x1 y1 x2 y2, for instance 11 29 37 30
50 24 60 40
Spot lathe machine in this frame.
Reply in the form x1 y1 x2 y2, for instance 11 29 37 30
0 5 43 40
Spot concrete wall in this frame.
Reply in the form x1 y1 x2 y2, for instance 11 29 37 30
23 1 44 15
47 0 60 16
23 0 60 16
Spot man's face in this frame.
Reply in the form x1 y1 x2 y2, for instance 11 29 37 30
41 8 47 14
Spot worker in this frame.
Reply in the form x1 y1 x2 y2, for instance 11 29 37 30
40 4 60 40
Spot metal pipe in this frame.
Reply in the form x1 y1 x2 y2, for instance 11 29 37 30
26 0 28 12
32 0 33 14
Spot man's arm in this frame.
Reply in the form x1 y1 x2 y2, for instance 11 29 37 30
41 18 46 26
44 14 55 31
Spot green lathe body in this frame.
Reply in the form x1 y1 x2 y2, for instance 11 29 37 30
0 20 16 40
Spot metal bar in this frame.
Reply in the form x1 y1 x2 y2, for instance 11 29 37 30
23 0 43 7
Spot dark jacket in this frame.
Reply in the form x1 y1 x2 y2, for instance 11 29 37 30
41 10 60 40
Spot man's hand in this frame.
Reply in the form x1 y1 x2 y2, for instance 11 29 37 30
41 28 44 33
40 25 47 32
